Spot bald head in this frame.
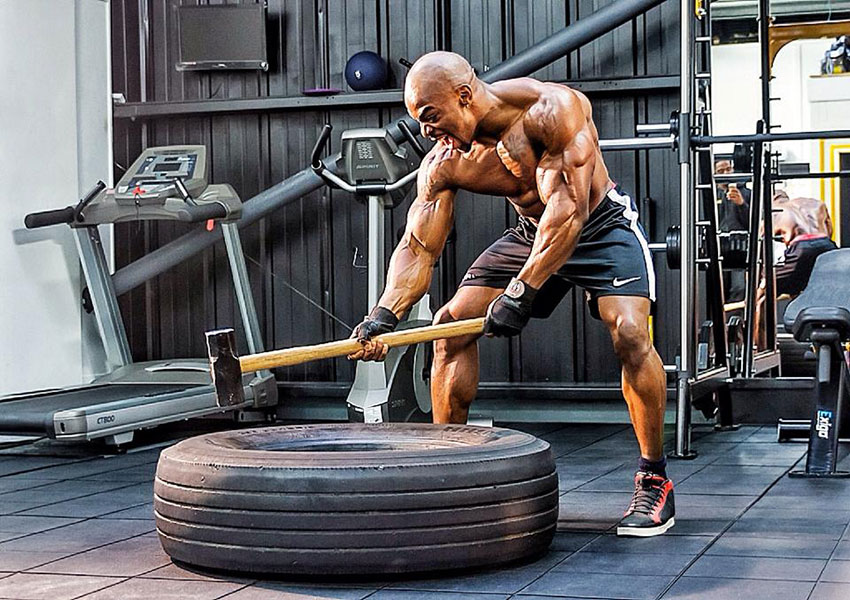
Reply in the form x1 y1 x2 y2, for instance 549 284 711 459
403 52 482 150
404 52 476 108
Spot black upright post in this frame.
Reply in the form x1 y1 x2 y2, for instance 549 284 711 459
790 335 850 477
696 129 735 428
758 0 771 129
743 122 766 377
757 0 778 357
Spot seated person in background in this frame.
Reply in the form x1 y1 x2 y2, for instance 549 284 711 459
772 189 833 239
715 158 751 301
754 195 837 346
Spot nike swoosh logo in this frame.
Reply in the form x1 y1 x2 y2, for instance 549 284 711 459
612 276 641 287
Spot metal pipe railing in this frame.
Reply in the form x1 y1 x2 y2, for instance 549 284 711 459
599 136 676 151
674 0 695 459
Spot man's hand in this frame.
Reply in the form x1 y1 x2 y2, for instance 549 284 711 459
726 184 745 206
483 278 538 337
348 306 399 361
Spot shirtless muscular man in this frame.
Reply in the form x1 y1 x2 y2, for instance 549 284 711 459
349 52 673 537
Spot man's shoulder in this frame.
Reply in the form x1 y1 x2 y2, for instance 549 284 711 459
417 144 460 193
522 85 587 147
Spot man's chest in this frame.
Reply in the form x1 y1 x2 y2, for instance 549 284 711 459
494 128 538 185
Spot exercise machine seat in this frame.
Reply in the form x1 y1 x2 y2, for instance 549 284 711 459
790 307 850 343
784 248 850 342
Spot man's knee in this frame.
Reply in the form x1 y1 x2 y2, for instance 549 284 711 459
609 318 653 367
432 300 480 355
433 303 457 326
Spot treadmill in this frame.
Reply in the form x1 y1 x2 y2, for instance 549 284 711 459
3 146 277 446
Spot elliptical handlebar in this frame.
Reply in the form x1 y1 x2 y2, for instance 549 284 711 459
311 124 333 172
397 120 427 158
310 123 419 195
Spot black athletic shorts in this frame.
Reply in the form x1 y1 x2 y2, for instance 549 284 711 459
775 235 837 297
459 185 655 320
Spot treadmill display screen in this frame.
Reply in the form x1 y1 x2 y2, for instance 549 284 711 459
154 162 182 173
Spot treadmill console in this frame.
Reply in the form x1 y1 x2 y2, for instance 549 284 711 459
114 145 208 206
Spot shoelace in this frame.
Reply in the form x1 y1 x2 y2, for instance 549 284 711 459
627 473 665 514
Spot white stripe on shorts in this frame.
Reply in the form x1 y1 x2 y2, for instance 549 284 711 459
606 187 656 302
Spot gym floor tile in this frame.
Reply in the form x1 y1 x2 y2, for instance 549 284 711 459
75 577 246 600
737 506 850 521
223 583 381 600
14 483 153 518
94 503 153 521
520 571 674 599
516 596 628 600
27 533 171 577
723 517 844 539
674 466 788 495
705 534 838 559
558 474 602 493
668 505 746 522
0 519 154 552
0 479 60 495
0 573 123 600
832 541 850 559
820 559 850 583
16 496 150 518
0 516 81 535
76 465 159 483
0 480 134 511
810 582 850 599
697 427 764 442
659 576 815 600
683 555 826 581
138 563 256 584
549 532 600 553
384 557 567 594
0 457 83 477
668 492 755 508
710 445 806 467
559 491 634 506
0 550 78 571
552 550 693 576
581 534 714 555
368 591 509 600
663 518 729 536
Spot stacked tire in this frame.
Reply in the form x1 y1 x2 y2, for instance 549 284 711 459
154 423 558 576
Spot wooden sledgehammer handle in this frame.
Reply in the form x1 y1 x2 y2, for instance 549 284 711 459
240 317 486 373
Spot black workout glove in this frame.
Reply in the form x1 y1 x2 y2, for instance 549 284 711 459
483 278 538 337
351 306 399 342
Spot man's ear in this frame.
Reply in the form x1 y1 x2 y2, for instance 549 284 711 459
457 84 472 107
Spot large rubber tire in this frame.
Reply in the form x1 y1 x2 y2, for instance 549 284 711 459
154 424 558 576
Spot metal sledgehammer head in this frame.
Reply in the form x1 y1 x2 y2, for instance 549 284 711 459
206 328 246 407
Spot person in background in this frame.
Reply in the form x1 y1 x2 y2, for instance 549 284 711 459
754 195 836 346
715 155 751 302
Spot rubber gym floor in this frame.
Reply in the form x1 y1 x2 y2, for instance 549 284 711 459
0 423 848 600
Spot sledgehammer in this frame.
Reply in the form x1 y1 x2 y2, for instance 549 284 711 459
206 318 486 407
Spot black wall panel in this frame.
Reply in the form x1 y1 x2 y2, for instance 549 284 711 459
111 0 680 386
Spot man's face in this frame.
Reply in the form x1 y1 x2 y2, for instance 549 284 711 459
715 160 732 190
405 84 477 151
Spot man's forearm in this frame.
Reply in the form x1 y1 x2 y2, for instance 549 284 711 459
517 212 584 289
377 242 436 317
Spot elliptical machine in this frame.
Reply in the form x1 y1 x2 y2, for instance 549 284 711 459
310 123 433 423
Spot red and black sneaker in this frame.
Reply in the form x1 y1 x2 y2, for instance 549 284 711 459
616 471 675 537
